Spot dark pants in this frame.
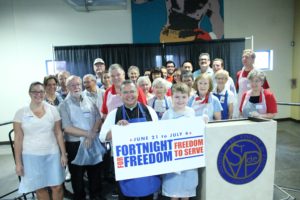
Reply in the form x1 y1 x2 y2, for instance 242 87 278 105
66 141 103 200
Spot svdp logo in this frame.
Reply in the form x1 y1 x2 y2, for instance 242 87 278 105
217 134 267 184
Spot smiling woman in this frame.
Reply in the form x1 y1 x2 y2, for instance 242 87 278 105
44 75 63 106
13 82 67 200
239 70 277 119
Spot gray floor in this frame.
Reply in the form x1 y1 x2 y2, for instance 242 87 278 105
0 120 299 200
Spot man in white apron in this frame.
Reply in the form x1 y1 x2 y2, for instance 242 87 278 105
59 76 105 200
235 49 270 118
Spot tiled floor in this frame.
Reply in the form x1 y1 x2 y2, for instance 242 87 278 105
0 120 299 200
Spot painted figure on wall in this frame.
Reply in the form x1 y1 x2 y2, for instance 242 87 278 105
132 0 224 43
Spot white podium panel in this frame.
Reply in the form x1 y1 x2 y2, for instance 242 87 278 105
201 119 277 200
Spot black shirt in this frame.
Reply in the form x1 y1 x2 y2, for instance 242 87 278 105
249 96 260 104
114 103 153 124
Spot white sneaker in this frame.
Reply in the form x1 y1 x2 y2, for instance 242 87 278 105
65 165 71 181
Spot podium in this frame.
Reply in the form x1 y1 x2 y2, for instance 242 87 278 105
201 119 277 200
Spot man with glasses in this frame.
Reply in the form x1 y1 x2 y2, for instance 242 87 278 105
59 75 105 200
193 53 214 79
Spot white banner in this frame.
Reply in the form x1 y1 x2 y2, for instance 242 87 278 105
112 117 206 181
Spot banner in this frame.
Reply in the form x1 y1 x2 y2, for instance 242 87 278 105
112 117 205 181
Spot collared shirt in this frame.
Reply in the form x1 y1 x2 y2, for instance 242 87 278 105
56 88 68 100
212 87 235 105
82 87 105 111
101 84 147 115
193 67 214 79
99 104 158 142
96 76 102 88
59 94 101 142
212 76 237 96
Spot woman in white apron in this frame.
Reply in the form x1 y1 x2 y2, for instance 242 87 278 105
137 76 154 102
13 82 67 200
189 73 222 121
148 78 172 120
240 70 277 119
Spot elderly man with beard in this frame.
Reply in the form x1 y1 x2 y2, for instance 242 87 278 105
193 53 214 79
59 75 104 200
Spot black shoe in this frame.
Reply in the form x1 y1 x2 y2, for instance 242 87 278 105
91 195 107 200
111 189 118 198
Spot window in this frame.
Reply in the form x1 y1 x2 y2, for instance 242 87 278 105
254 50 273 71
155 55 174 67
45 60 67 75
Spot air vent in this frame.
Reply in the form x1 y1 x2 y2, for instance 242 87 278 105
64 0 127 11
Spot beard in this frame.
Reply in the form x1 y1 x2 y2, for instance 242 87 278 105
71 91 82 98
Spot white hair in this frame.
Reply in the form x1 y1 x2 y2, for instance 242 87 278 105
137 76 151 87
152 77 169 90
83 74 96 82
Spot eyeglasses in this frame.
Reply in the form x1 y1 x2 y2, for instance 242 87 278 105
30 91 45 95
70 83 81 88
122 90 136 95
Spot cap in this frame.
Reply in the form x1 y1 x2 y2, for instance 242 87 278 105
93 58 105 65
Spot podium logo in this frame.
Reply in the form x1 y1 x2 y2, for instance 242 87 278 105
217 134 267 184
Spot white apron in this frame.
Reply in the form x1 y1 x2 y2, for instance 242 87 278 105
68 97 105 165
241 89 267 118
234 68 252 118
191 93 214 121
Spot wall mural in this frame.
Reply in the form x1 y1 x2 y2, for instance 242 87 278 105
132 0 224 43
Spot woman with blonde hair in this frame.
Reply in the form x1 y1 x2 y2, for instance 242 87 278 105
148 78 172 119
189 73 222 121
212 70 234 120
137 76 154 101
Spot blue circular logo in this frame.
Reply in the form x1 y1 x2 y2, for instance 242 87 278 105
217 134 267 184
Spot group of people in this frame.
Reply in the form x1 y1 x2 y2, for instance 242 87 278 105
13 49 277 200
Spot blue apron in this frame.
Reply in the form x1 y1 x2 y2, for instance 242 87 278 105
213 90 229 120
119 103 161 197
152 96 169 120
187 95 195 107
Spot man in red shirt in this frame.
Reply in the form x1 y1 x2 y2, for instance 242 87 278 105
236 49 270 112
101 64 147 119
236 49 270 91
165 61 176 83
